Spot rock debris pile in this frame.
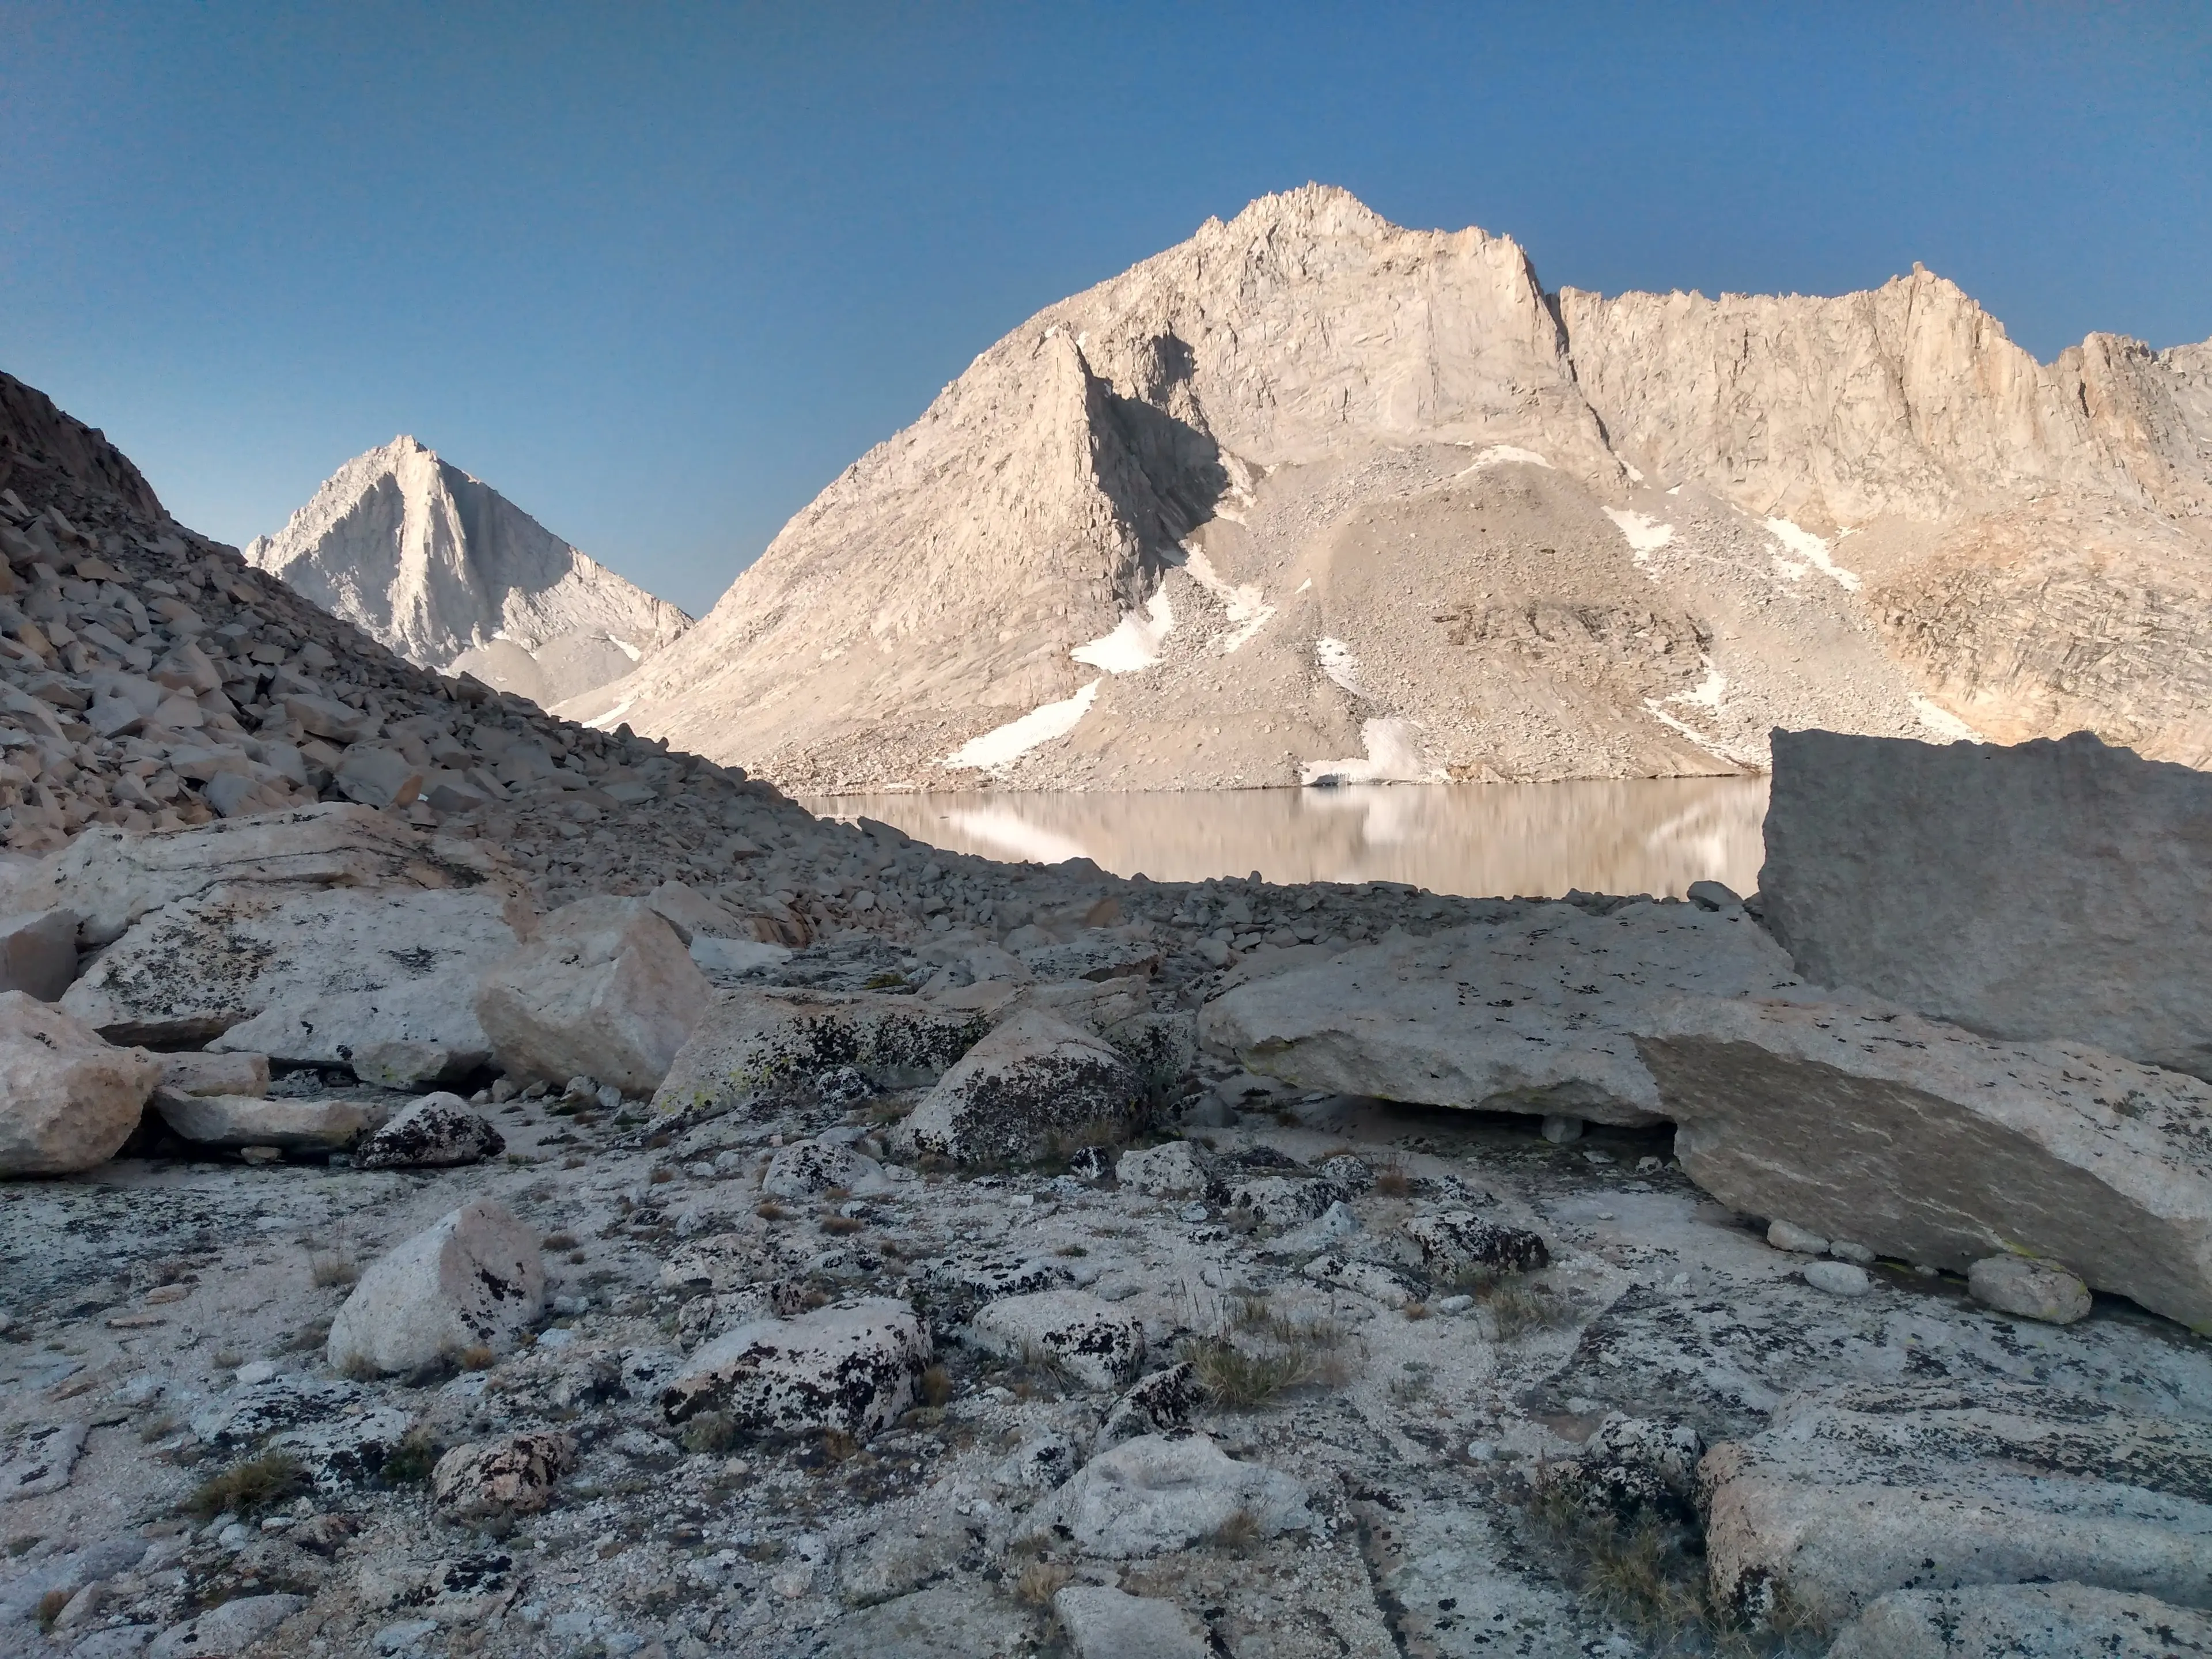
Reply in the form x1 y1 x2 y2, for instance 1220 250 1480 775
4 369 2212 1659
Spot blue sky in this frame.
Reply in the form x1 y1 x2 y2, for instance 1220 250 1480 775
3 3 2206 616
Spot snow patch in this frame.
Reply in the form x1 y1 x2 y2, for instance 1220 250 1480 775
1315 637 1365 696
1301 718 1438 785
942 806 1090 866
582 697 635 732
1603 507 1676 571
1912 696 1982 742
1623 462 1645 484
1763 517 1862 591
1455 445 1553 476
1070 588 1173 674
944 680 1101 772
608 634 644 663
1181 545 1274 652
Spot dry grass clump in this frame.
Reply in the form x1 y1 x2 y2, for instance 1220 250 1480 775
1013 1559 1073 1605
1206 1505 1263 1554
1373 1159 1412 1197
380 1427 441 1487
308 1252 358 1287
184 1450 307 1519
918 1365 953 1407
1444 1263 1574 1341
820 1214 863 1236
542 1232 577 1251
755 1201 789 1222
456 1344 496 1372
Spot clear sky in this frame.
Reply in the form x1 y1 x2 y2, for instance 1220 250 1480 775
3 3 2206 616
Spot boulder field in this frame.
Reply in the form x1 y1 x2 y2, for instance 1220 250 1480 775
6 369 2212 1657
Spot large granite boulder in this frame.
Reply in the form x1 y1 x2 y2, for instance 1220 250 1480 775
1200 900 1800 1125
0 991 161 1175
476 896 710 1094
1825 1582 2212 1658
1761 729 2212 1079
1637 995 2212 1328
660 1298 930 1438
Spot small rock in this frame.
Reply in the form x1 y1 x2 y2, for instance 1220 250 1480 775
1804 1260 1871 1297
968 1290 1146 1389
1768 1218 1831 1255
1969 1255 2093 1325
1829 1238 1876 1265
1015 1433 1312 1558
1098 1361 1200 1448
158 1050 269 1097
1540 1114 1584 1145
1405 1210 1550 1273
761 1137 883 1199
661 1298 930 1439
327 1199 545 1375
334 745 423 809
354 1092 505 1169
429 1431 575 1520
148 1594 307 1657
1115 1140 1210 1198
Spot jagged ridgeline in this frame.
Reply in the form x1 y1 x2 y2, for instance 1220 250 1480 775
551 184 2212 793
247 436 691 709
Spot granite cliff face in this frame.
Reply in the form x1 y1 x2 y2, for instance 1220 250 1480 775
248 437 690 707
556 186 2212 791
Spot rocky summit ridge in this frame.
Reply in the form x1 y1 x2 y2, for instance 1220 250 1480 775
247 436 691 710
560 184 2212 792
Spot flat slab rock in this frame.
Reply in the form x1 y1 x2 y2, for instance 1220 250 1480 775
1200 899 1802 1125
1700 1381 2212 1630
1762 729 2212 1080
967 1289 1147 1391
1638 995 2212 1328
652 986 989 1120
1827 1581 2212 1658
62 882 516 1076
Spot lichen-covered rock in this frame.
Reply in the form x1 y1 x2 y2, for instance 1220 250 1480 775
1116 1139 1210 1198
354 1092 504 1169
326 1199 544 1375
1099 1362 1200 1448
652 986 987 1120
760 1137 884 1199
660 1298 930 1438
1053 1585 1211 1659
1224 1173 1344 1230
968 1290 1147 1389
0 990 161 1175
1017 1433 1313 1559
476 895 710 1094
62 883 516 1074
1404 1210 1551 1273
1825 1582 2212 1658
1539 1414 1705 1525
429 1431 575 1520
905 1007 1143 1164
1700 1382 2212 1629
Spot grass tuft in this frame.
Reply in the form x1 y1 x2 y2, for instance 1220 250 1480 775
1013 1559 1073 1606
308 1253 358 1287
184 1450 307 1520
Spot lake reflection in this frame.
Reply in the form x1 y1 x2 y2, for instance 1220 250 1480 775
806 777 1770 900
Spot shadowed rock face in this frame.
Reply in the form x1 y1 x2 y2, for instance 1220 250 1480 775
0 371 165 522
247 435 689 707
562 185 2212 793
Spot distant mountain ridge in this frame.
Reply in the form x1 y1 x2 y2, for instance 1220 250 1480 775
555 184 2212 792
247 435 689 708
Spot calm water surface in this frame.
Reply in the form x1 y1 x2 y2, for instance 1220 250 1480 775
806 778 1769 900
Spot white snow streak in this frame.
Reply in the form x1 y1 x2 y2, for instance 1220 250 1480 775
1300 718 1438 785
1603 507 1676 572
1454 444 1554 477
1763 517 1862 591
1315 637 1365 695
944 680 1101 771
1912 696 1982 742
582 697 635 731
1070 588 1174 673
608 634 643 663
1181 546 1274 652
